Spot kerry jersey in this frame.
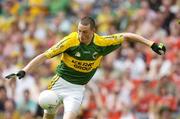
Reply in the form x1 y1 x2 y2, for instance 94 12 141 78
44 32 124 85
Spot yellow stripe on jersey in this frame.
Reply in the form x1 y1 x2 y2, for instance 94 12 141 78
94 33 124 46
48 74 59 90
44 32 124 59
44 32 80 58
61 53 103 73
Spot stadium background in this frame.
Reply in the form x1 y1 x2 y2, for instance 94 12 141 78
0 0 179 119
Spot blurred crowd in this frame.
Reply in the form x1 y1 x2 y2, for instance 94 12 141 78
0 0 179 119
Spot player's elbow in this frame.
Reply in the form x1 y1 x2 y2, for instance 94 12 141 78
34 53 48 64
123 32 143 42
123 32 137 41
39 53 48 61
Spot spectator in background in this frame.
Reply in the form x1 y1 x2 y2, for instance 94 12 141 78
119 103 136 119
155 76 177 112
158 106 173 119
48 11 71 34
131 81 156 119
17 89 38 116
116 8 130 32
21 110 34 119
28 0 48 18
160 0 176 34
120 0 140 16
97 3 116 35
0 85 7 112
139 0 156 21
156 75 177 96
151 12 167 41
113 47 146 80
0 98 21 119
0 1 2 15
148 0 161 11
48 0 70 16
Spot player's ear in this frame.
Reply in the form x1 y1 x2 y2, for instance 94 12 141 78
92 27 96 32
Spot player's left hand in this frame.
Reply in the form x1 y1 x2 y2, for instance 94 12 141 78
151 42 166 55
5 73 17 79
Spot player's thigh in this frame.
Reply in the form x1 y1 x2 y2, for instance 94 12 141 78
63 97 82 119
44 75 63 114
48 76 85 117
63 111 77 119
63 91 84 117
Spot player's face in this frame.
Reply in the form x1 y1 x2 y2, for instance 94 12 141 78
78 23 94 44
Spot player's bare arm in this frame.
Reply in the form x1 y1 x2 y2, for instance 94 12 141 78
5 53 48 79
119 33 166 55
122 33 154 47
23 53 47 73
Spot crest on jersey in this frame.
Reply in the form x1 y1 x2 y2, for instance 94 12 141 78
92 52 98 59
75 52 81 57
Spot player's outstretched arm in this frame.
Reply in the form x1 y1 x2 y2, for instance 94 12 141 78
122 33 166 55
23 53 47 73
5 53 47 79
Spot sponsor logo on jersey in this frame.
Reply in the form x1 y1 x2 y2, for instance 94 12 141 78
72 60 94 71
62 53 103 73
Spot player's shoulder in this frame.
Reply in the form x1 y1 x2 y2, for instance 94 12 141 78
62 32 79 44
93 33 118 46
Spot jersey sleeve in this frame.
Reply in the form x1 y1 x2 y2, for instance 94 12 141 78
44 32 79 58
95 33 124 46
94 33 124 56
101 44 120 56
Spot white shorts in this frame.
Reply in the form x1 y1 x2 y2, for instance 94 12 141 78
44 76 85 114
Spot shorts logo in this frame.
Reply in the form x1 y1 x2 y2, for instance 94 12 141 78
75 52 81 57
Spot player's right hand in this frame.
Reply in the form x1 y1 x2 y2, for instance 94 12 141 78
5 70 26 79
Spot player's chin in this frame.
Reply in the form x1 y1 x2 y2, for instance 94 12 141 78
80 39 87 43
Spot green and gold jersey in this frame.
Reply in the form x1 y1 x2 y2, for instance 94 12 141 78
44 32 124 85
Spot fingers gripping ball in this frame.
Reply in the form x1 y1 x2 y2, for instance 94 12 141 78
38 90 59 110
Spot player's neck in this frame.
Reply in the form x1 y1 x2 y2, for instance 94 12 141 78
82 35 94 45
84 40 92 45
